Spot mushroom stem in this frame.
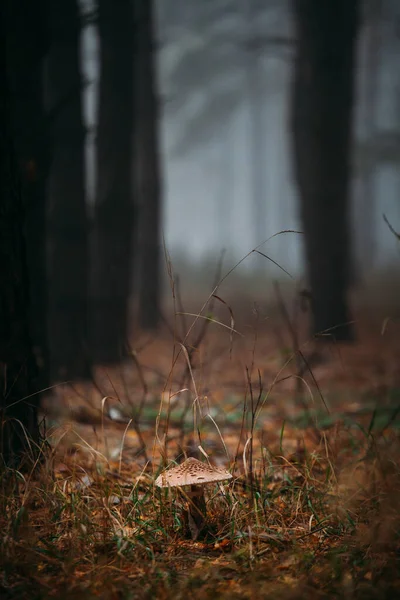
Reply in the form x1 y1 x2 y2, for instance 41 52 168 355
185 484 207 539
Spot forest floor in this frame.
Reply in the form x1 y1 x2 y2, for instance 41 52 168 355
1 304 400 599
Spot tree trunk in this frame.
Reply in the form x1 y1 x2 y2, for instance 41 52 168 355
90 0 136 362
290 0 360 341
136 0 162 331
244 0 268 247
5 0 50 392
0 5 41 466
353 0 382 280
215 131 232 254
45 0 89 379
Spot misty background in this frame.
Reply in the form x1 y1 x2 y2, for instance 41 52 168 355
81 0 400 277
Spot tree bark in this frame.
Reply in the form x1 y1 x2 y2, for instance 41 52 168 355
5 0 50 392
0 5 41 466
290 0 360 341
45 0 90 379
90 0 136 362
353 0 382 280
136 0 162 330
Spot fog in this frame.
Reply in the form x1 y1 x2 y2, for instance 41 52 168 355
81 0 400 283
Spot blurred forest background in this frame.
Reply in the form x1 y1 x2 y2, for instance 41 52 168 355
2 0 400 462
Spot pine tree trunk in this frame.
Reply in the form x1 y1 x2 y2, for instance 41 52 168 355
5 0 50 392
46 0 89 379
90 0 136 362
353 0 382 280
136 0 162 330
290 0 359 341
0 5 41 466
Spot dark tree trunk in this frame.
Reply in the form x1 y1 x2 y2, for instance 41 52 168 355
5 0 50 392
353 0 382 280
91 0 136 362
45 0 89 379
136 0 162 330
0 5 41 466
290 0 360 341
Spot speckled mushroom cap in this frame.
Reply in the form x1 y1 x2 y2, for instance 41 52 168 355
155 457 232 488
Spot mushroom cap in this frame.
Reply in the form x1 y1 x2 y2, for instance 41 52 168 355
155 457 233 488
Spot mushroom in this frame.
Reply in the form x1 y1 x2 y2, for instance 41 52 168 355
155 457 232 539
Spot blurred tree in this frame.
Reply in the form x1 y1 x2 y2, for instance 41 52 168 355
212 130 234 252
136 0 162 330
0 4 41 466
90 0 136 363
290 0 360 341
244 0 268 246
46 0 90 379
5 0 50 391
353 0 383 279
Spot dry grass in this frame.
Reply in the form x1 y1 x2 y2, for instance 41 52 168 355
1 414 399 599
2 258 400 598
